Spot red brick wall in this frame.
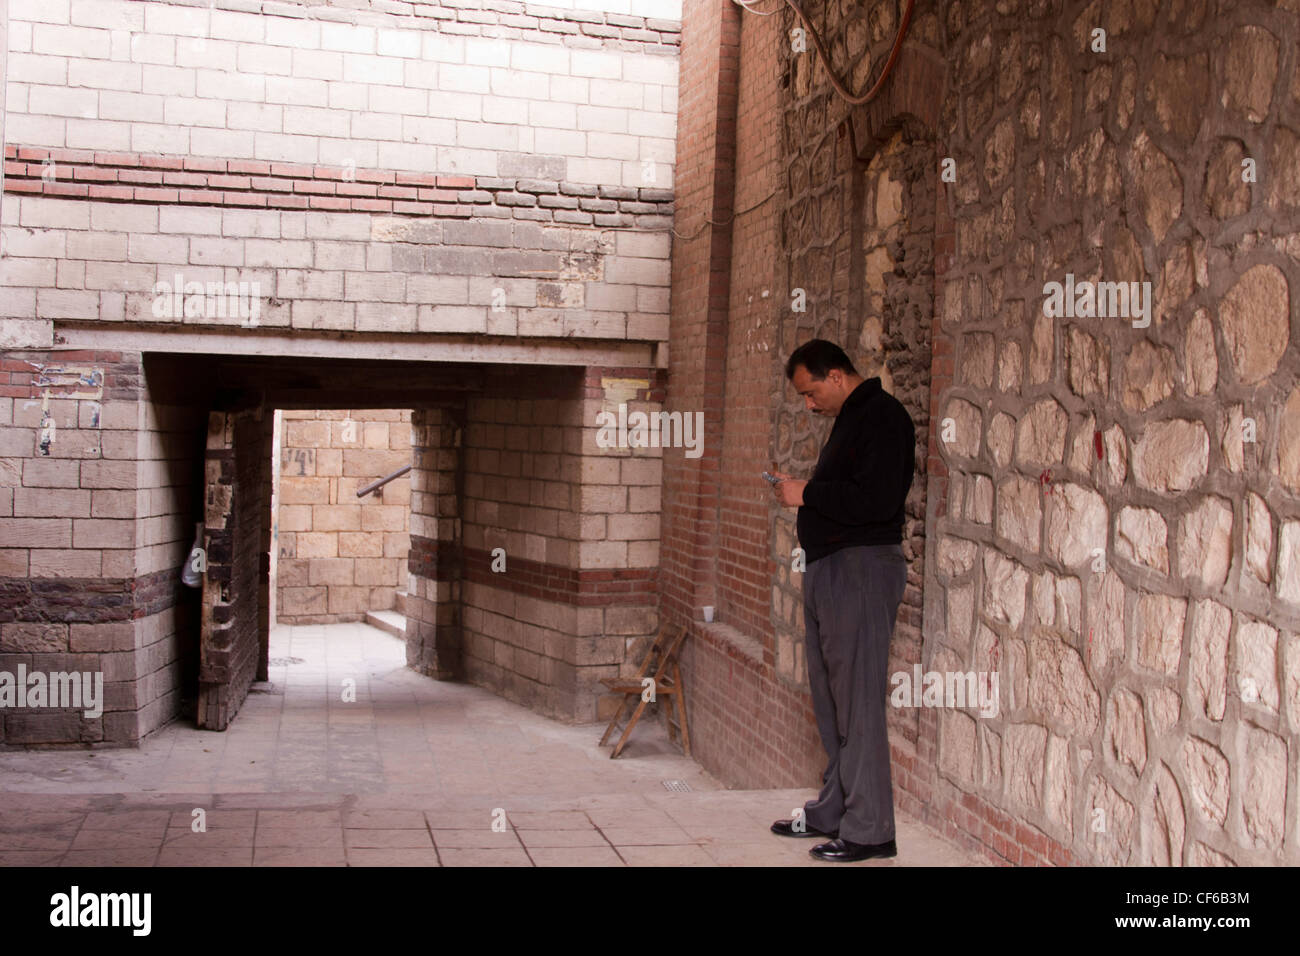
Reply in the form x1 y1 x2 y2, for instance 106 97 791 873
3 147 675 224
679 624 825 789
665 0 1001 866
662 0 833 788
717 0 782 640
660 0 741 629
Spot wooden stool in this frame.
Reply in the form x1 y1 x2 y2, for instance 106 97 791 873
598 624 691 759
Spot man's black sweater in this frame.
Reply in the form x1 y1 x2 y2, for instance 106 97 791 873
797 377 915 565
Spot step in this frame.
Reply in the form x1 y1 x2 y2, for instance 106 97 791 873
394 591 407 615
364 609 406 638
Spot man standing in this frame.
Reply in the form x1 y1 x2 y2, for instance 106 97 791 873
768 339 915 862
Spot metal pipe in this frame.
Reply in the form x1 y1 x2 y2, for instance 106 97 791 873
356 464 412 498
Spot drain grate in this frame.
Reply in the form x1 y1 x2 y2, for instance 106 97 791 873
661 779 691 793
268 656 305 666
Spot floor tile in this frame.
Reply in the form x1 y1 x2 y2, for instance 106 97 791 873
71 829 165 850
0 827 78 851
61 849 159 866
162 827 257 849
438 847 532 867
615 844 717 866
517 828 609 849
598 825 696 846
0 850 63 866
254 827 344 848
341 809 427 829
431 829 523 850
0 623 986 869
256 810 343 828
528 845 625 867
82 810 171 829
343 828 433 849
253 847 347 866
347 848 440 867
157 847 254 867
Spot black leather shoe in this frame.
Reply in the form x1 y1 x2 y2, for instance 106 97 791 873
809 837 897 861
771 818 835 838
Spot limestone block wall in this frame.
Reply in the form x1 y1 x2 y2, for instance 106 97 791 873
133 353 210 738
4 0 679 187
0 349 207 745
0 349 140 745
457 366 662 721
1 0 682 746
275 408 411 624
2 0 678 348
397 364 665 721
406 403 462 679
1 192 673 343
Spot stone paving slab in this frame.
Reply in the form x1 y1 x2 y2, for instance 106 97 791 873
0 622 987 867
0 788 989 866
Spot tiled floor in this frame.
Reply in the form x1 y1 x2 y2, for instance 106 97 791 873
0 622 987 867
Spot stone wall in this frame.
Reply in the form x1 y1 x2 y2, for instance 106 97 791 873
2 0 677 350
4 0 679 188
0 350 208 745
408 365 664 722
134 353 209 738
922 0 1300 867
0 351 142 745
775 119 936 746
665 0 936 790
275 407 411 624
1 0 679 746
406 403 462 679
671 0 1300 866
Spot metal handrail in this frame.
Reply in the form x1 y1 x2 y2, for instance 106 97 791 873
356 464 412 498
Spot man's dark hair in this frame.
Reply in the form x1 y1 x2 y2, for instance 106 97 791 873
785 338 859 381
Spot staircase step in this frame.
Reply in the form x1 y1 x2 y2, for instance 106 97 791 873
364 609 406 638
394 591 408 615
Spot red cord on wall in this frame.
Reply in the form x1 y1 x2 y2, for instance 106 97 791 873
781 0 917 106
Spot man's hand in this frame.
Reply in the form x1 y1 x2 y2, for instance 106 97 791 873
769 470 806 507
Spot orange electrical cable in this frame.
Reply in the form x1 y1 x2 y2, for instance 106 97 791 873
783 0 916 106
672 0 915 241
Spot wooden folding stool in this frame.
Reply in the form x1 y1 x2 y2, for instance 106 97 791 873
598 624 691 759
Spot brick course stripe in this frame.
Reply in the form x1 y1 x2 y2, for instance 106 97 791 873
0 568 185 625
408 535 657 605
3 145 674 227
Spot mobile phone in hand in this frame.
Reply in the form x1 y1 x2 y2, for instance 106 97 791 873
761 471 783 484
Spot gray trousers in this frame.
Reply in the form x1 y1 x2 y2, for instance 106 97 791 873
801 543 907 844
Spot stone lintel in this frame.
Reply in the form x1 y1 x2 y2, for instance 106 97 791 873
53 325 655 368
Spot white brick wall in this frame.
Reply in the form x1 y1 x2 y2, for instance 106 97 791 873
3 2 678 347
9 0 681 188
3 203 672 339
512 0 681 16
